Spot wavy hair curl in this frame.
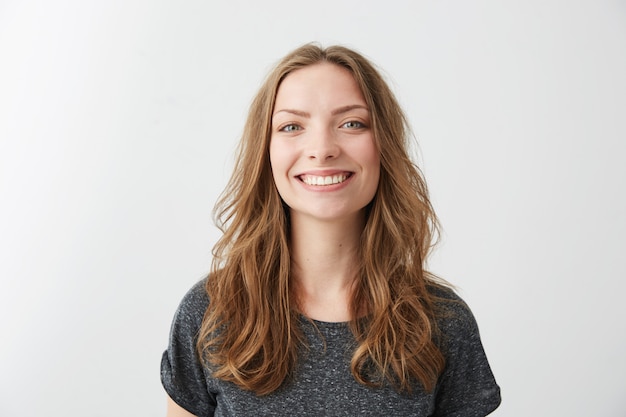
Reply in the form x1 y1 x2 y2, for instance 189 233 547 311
198 43 446 395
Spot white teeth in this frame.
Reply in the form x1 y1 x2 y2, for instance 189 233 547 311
302 174 348 186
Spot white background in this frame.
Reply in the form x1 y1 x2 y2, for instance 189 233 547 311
1 1 625 416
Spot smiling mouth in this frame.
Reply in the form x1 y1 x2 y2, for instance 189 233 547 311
299 173 352 186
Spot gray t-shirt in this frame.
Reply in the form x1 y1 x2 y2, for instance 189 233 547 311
161 278 501 416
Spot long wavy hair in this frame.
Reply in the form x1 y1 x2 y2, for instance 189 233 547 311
197 43 447 395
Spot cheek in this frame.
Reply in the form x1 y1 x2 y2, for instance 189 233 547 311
269 140 293 184
362 141 381 192
361 140 381 175
269 141 282 173
269 142 297 206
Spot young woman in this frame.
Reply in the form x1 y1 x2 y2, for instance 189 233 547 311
161 43 501 416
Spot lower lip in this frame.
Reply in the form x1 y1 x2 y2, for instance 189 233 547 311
297 175 353 191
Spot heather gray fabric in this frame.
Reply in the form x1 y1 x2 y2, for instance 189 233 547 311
161 278 501 416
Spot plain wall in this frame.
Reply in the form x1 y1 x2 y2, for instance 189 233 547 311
1 0 625 416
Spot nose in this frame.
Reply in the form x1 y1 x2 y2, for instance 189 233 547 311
306 127 340 161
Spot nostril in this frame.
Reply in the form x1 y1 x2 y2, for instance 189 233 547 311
308 152 337 160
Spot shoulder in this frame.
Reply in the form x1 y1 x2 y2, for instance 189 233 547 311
427 284 485 352
428 284 475 325
170 277 210 332
162 276 217 416
427 284 502 415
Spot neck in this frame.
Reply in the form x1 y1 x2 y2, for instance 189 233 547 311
289 211 365 322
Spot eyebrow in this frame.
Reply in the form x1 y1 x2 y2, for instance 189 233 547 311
273 109 310 118
331 104 369 116
272 104 369 119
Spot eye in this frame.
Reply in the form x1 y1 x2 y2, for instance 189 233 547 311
341 120 366 129
278 124 302 132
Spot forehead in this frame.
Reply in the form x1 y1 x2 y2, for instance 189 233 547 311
274 62 366 108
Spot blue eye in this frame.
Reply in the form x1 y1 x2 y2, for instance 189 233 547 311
279 124 302 132
342 121 365 129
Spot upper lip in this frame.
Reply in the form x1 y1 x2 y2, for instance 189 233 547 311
295 169 353 177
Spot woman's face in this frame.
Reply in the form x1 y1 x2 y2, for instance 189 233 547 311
269 62 380 224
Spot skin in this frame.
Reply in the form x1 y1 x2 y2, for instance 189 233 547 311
167 396 196 417
270 62 380 322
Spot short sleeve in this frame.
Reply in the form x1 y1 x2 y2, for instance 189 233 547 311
433 290 501 417
161 278 216 417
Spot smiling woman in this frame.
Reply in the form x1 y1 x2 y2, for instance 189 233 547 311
160 43 501 417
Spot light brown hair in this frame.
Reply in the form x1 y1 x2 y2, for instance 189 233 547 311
198 42 447 395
